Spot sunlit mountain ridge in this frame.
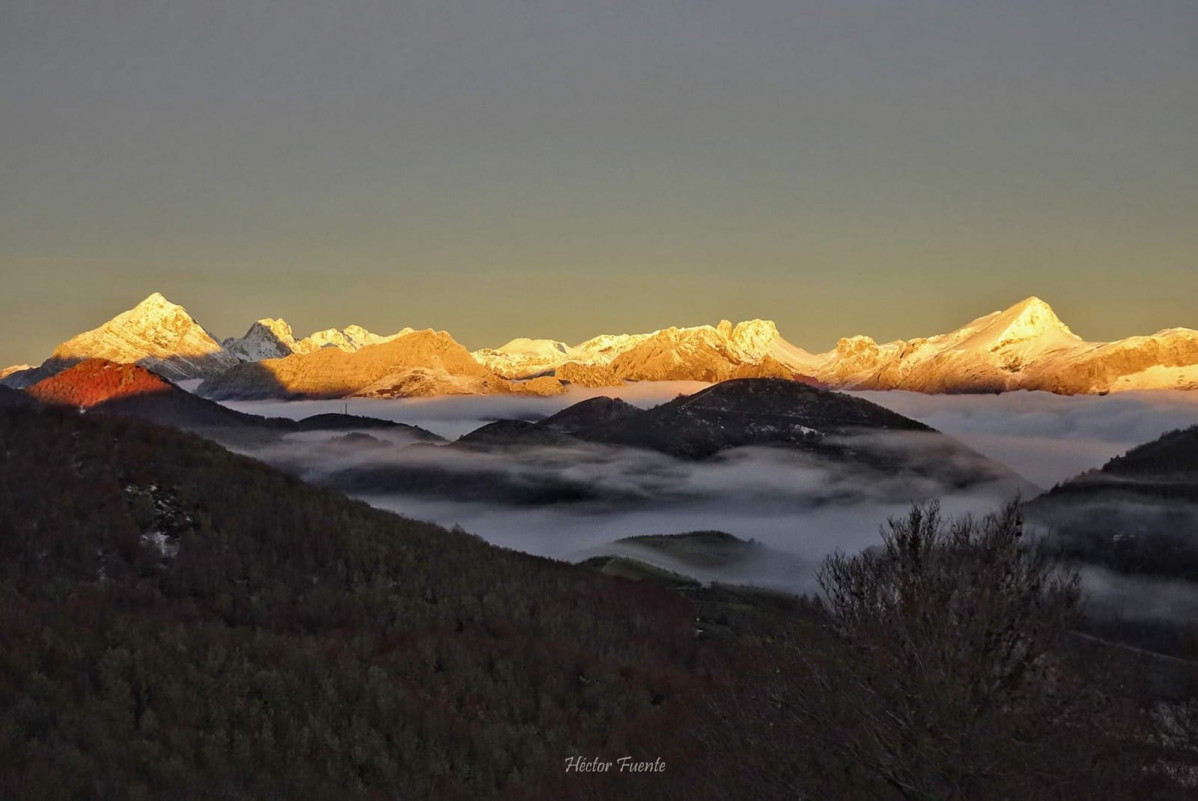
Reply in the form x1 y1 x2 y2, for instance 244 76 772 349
4 293 1197 397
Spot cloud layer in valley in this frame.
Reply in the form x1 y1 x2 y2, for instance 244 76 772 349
853 389 1198 488
213 385 1198 608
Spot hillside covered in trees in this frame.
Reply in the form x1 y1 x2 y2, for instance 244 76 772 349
1027 424 1198 581
2 400 1196 799
0 402 712 799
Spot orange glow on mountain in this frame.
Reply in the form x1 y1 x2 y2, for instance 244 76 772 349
26 359 173 408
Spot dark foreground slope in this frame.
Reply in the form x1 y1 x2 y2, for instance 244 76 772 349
2 403 1194 799
0 403 705 800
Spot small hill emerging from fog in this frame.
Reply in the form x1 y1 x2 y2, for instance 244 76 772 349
446 379 932 459
330 378 1031 505
575 378 928 458
615 531 760 568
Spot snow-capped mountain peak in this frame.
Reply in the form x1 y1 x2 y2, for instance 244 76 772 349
223 318 300 361
120 292 208 333
495 338 573 358
985 296 1075 341
8 291 1197 398
33 292 237 382
954 296 1081 355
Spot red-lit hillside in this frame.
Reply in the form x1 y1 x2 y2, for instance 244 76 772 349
27 359 173 408
24 357 271 433
22 357 427 441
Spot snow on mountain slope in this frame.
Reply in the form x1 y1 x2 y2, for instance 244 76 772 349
299 325 411 353
572 332 656 365
224 319 411 361
199 329 566 400
1026 327 1198 394
472 338 578 378
223 318 300 361
807 297 1198 394
5 293 237 386
468 298 1196 394
7 293 1196 397
472 320 820 385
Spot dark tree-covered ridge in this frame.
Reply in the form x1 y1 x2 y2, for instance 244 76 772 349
0 403 702 800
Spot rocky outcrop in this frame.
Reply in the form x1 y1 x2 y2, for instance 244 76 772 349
553 361 623 387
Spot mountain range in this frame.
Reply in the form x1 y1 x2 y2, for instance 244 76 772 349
4 292 1196 398
222 317 414 361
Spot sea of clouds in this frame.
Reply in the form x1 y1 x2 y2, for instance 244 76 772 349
217 385 1198 601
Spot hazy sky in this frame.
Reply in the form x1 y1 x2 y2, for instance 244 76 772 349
2 1 1196 366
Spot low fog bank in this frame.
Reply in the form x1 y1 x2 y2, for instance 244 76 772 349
206 383 1198 605
853 389 1198 488
356 489 1015 595
1077 566 1198 624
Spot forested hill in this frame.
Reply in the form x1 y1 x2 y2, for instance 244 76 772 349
0 403 705 800
1101 424 1198 480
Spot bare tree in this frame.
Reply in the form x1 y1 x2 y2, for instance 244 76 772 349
692 501 1195 799
795 500 1085 797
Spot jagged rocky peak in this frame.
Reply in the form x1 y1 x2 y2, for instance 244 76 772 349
252 318 296 340
539 396 642 433
224 318 300 361
729 319 780 358
836 335 881 358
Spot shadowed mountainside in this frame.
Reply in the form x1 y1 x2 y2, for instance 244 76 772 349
0 400 713 799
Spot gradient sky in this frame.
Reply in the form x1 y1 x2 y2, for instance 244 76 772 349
2 1 1196 366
